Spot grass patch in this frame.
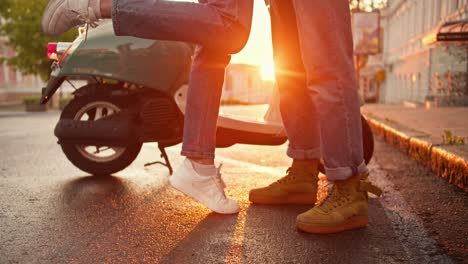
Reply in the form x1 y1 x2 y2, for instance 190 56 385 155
22 95 42 104
442 130 465 145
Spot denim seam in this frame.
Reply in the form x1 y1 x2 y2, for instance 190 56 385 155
341 80 354 171
312 2 354 175
327 6 354 173
183 50 216 158
112 0 120 34
199 63 214 157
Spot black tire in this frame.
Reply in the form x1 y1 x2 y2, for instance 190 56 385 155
361 114 374 166
59 95 142 176
318 114 374 174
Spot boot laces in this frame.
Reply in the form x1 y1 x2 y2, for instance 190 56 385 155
316 182 350 212
274 166 308 185
317 177 382 212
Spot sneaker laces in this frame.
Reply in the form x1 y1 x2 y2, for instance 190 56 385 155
213 163 227 196
71 7 98 40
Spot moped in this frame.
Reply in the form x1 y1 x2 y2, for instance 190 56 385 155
41 21 374 175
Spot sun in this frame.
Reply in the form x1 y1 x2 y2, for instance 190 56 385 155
261 62 276 81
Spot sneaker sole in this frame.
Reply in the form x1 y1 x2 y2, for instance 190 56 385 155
169 175 239 215
296 216 368 234
249 193 316 205
42 0 67 36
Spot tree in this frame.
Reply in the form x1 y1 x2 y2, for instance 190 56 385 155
0 0 77 81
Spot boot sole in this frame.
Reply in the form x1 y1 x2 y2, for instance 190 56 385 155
249 193 316 205
296 216 368 234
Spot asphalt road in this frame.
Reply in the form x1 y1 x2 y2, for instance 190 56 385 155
0 109 466 263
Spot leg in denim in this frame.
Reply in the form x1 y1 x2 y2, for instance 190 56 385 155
291 0 367 180
112 0 254 158
181 47 231 159
268 0 321 161
113 0 253 53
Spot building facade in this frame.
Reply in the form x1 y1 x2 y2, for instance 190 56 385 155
378 0 468 106
223 64 274 104
0 37 44 104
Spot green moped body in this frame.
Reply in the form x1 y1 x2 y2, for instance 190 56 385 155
60 21 194 94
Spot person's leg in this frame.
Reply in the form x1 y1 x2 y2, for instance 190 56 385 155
113 0 253 54
42 0 254 214
249 0 321 205
170 46 240 214
42 0 253 162
43 0 253 54
291 0 381 233
292 0 365 179
181 46 231 161
269 0 321 161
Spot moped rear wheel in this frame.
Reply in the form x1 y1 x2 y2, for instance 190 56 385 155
318 115 374 174
59 95 142 175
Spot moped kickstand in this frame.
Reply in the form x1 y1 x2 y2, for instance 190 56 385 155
144 143 173 175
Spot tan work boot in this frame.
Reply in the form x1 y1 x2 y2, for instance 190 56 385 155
296 172 382 234
249 160 319 205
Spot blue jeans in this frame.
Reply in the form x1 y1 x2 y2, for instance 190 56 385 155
112 0 254 159
268 0 367 180
112 0 366 180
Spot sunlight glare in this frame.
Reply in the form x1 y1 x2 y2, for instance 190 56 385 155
261 62 276 81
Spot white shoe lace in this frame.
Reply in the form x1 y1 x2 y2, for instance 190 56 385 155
213 163 227 196
71 7 98 40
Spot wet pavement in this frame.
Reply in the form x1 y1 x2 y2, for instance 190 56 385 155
0 109 466 263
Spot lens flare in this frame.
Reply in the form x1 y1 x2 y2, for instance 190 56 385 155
261 63 276 81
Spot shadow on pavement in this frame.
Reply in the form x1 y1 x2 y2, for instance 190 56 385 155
238 200 409 263
41 174 409 263
159 212 239 263
60 175 130 210
58 175 140 234
48 175 236 263
24 175 145 263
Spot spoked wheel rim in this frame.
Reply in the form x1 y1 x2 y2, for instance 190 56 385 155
73 101 126 163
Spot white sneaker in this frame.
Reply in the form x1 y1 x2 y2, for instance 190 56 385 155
169 159 240 214
42 0 98 36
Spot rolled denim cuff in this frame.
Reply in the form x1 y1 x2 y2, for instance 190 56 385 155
325 161 368 181
286 146 321 160
181 149 215 159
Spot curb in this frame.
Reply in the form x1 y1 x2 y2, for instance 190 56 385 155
365 116 468 192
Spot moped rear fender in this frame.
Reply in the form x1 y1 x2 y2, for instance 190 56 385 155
59 21 193 94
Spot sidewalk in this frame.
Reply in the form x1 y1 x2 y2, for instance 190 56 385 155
0 103 24 112
362 104 468 192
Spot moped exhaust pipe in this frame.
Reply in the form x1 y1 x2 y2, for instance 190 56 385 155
54 118 136 146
